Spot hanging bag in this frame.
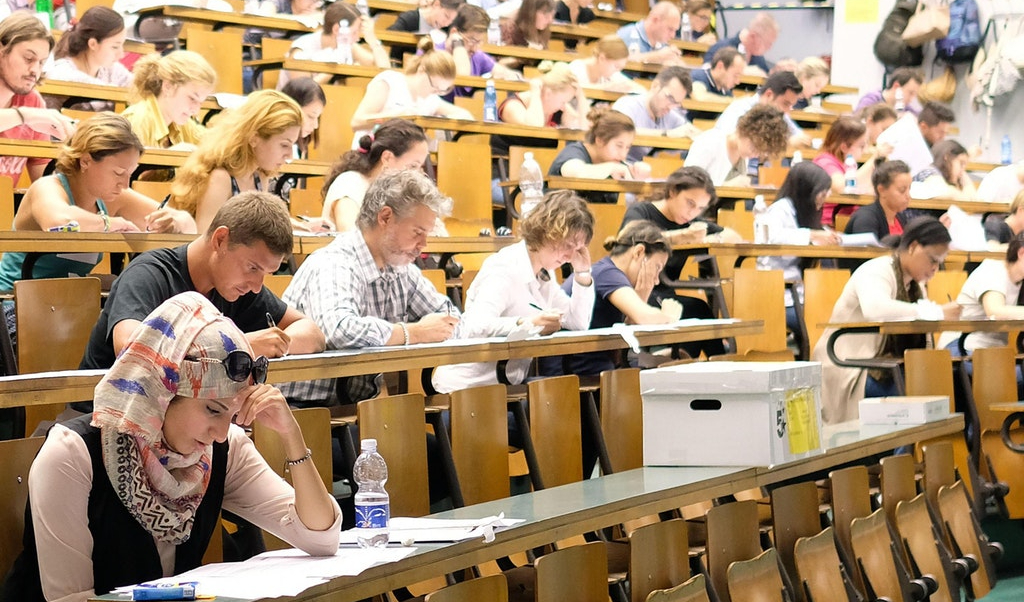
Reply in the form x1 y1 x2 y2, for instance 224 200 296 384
936 0 982 63
874 0 925 67
902 0 951 47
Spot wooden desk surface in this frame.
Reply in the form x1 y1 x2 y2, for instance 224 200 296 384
0 319 762 409
38 80 221 111
89 415 959 602
0 139 330 178
296 234 513 255
133 5 317 36
544 176 666 196
825 319 1024 335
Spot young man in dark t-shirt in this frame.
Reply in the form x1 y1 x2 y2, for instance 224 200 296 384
77 191 326 409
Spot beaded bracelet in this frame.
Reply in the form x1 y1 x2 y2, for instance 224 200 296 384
284 447 312 473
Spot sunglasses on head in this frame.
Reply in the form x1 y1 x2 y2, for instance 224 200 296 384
186 350 269 385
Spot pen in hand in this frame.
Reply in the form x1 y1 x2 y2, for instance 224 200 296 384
266 312 277 329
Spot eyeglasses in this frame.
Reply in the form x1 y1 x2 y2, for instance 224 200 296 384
661 88 682 108
186 350 269 385
427 72 453 95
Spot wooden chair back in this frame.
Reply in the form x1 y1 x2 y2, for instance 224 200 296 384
925 270 967 306
645 574 711 602
0 176 13 230
717 205 753 242
535 541 608 602
645 155 683 179
15 277 101 433
131 180 172 204
263 274 292 298
309 84 364 162
252 407 333 550
424 574 508 602
0 436 43 578
527 374 583 489
895 495 958 602
936 480 995 598
453 92 484 121
507 146 560 180
421 269 447 296
726 547 788 602
904 348 975 503
757 163 788 189
599 367 643 473
449 384 510 506
289 185 324 221
186 29 243 94
828 465 871 590
705 500 762 602
769 481 821 602
793 527 860 602
437 140 494 236
802 268 850 358
922 441 955 513
587 204 627 265
731 268 786 355
357 392 431 518
630 518 690 602
261 37 294 90
849 508 913 602
879 454 918 530
970 345 1024 518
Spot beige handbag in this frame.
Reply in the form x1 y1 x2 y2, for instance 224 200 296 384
902 1 951 47
918 66 958 103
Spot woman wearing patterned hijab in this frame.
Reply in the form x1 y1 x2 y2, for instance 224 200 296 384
2 292 340 602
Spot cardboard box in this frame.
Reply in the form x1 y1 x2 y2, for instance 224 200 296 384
859 396 950 426
640 362 823 467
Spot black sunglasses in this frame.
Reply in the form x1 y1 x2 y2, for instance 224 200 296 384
186 350 269 385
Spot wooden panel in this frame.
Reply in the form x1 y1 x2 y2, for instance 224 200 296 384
600 367 643 473
586 204 627 266
536 541 608 602
803 268 849 353
630 518 690 602
705 500 761 602
186 29 243 94
0 176 13 231
309 84 364 161
357 393 431 518
449 384 510 506
726 548 787 602
437 140 493 237
731 268 786 354
527 375 583 489
0 436 43 578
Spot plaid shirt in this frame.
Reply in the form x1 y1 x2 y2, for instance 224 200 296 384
279 231 459 404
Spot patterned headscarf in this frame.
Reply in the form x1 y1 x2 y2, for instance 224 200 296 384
91 292 255 544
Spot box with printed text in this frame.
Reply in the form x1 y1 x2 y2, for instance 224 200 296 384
859 396 950 426
640 361 823 466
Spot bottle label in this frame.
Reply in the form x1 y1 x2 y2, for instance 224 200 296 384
355 502 389 529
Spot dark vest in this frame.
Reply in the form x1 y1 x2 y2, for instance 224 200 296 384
1 415 228 601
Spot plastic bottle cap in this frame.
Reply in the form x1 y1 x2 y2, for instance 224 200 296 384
361 438 377 451
524 152 534 160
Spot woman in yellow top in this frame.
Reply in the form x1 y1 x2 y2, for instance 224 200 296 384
169 90 308 233
121 50 217 150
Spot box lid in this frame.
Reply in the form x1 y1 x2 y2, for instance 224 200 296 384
640 361 821 395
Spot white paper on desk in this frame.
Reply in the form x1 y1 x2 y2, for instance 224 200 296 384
340 515 525 545
946 205 988 251
213 93 246 110
839 232 883 247
111 547 417 599
505 322 543 341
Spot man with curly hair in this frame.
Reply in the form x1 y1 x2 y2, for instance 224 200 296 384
684 103 790 186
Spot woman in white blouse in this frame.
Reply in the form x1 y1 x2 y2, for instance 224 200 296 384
433 190 595 393
568 35 644 93
45 7 131 110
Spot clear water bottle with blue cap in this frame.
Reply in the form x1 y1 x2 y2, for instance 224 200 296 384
519 152 544 217
843 154 858 194
484 79 498 122
679 12 691 41
488 17 501 46
353 438 390 548
1001 135 1013 165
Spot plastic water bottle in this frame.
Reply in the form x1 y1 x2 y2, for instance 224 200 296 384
894 88 905 115
627 28 641 57
353 438 390 548
843 154 858 194
519 152 544 217
356 0 370 18
484 79 498 122
487 18 501 46
791 150 803 165
752 194 769 244
336 20 354 65
35 0 53 28
679 12 691 41
1001 135 1013 165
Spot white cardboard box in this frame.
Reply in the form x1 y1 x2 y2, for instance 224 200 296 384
640 361 823 467
859 396 950 426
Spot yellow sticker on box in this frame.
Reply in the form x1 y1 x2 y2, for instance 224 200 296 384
786 387 819 454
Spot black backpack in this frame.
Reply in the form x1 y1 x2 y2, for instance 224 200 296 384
874 0 925 67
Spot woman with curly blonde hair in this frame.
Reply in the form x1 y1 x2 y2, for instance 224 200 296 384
169 90 305 232
122 50 217 150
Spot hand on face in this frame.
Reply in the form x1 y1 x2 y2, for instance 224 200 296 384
233 384 296 434
569 242 591 273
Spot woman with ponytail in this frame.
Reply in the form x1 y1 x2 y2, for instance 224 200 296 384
46 6 131 106
320 118 429 232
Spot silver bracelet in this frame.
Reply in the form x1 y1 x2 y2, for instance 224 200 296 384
284 447 312 473
398 322 410 346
